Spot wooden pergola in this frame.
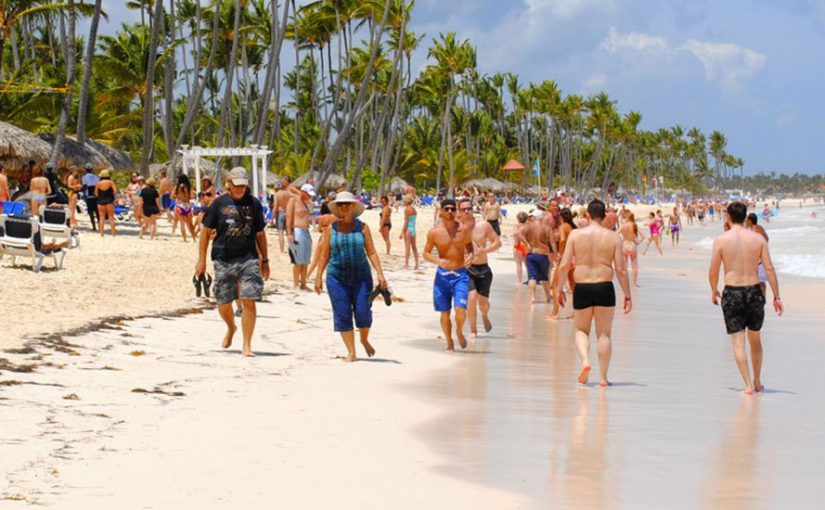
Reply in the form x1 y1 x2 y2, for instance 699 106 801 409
178 145 273 197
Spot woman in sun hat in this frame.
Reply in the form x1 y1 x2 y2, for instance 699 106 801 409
314 191 388 362
138 177 162 239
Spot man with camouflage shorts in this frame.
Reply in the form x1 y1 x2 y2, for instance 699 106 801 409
196 167 270 357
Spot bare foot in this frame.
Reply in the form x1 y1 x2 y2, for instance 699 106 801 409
483 316 493 333
361 340 376 357
470 331 478 339
222 324 237 349
242 349 256 357
754 383 764 393
578 365 591 384
599 380 612 388
547 314 558 321
343 353 357 362
743 387 754 395
457 330 467 349
445 338 455 351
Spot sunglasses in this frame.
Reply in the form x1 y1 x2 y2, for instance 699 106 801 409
459 207 472 212
443 207 456 212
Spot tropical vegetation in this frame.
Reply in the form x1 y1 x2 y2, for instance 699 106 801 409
0 0 747 196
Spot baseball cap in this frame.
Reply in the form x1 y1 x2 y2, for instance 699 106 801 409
441 198 457 209
530 209 544 219
229 167 249 186
300 183 316 197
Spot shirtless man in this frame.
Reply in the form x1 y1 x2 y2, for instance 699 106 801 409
556 200 632 387
709 202 783 395
524 210 555 303
29 164 51 216
604 206 619 231
483 192 502 237
0 163 9 203
458 197 501 337
423 198 474 351
272 177 298 252
287 184 315 289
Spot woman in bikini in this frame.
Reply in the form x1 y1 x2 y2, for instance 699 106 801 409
513 211 529 285
620 212 642 287
400 195 419 270
642 211 663 256
379 196 392 255
172 174 197 242
66 167 83 227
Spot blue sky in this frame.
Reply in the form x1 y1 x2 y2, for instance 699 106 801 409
99 0 825 175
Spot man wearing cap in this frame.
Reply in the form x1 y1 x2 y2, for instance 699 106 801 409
196 167 269 357
287 183 315 289
81 164 100 231
524 209 554 303
423 198 474 351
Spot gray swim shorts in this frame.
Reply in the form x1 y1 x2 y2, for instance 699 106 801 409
289 227 312 265
213 256 264 305
276 210 287 231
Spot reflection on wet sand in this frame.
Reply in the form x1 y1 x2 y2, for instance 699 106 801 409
702 398 763 509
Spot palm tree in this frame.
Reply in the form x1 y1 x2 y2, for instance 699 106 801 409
76 0 105 146
48 0 77 169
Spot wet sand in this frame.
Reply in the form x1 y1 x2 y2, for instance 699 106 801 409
417 223 825 509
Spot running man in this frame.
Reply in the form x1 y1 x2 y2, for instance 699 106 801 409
556 200 632 387
709 202 783 395
458 197 501 337
423 198 473 351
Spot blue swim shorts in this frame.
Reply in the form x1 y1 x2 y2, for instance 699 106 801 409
526 253 550 282
433 268 469 312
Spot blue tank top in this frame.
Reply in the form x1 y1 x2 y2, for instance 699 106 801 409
327 220 370 282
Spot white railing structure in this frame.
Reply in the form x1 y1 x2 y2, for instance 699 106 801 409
177 145 273 198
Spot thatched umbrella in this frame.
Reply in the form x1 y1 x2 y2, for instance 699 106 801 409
38 133 109 171
502 159 525 172
294 171 347 192
462 177 507 192
85 139 135 170
388 176 409 194
0 121 53 176
151 158 218 181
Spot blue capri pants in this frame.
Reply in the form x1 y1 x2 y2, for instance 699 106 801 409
326 274 374 332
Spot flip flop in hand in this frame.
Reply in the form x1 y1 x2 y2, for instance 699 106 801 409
193 274 203 298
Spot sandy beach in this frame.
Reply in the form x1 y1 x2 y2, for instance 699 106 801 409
2 202 824 508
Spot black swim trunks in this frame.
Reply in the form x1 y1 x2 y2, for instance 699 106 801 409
720 284 765 334
573 282 616 310
467 263 493 298
487 219 501 237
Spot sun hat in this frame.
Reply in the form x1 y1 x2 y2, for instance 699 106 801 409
137 175 145 181
146 177 156 186
328 191 365 218
100 170 111 178
300 183 316 197
229 167 249 186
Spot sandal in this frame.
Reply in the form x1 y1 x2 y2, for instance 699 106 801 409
201 273 213 298
193 274 202 298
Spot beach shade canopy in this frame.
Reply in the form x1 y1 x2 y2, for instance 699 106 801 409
38 133 109 170
151 158 218 181
0 121 54 172
388 176 410 194
294 171 347 192
462 177 507 192
84 139 135 170
502 159 525 172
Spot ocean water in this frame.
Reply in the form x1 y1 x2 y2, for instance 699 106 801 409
695 204 825 279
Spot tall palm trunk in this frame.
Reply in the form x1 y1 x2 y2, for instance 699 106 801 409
162 0 176 159
49 0 77 169
253 0 290 146
215 0 243 180
141 0 166 175
76 0 103 146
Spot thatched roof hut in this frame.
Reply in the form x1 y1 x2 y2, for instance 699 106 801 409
84 139 135 170
150 159 218 181
0 121 53 175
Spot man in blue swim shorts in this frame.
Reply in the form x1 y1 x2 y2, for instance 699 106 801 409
423 198 474 351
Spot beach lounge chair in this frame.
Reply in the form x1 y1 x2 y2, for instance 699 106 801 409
40 207 81 249
0 215 66 272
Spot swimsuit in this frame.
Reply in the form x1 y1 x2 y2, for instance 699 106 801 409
96 187 115 206
721 284 765 334
276 210 287 230
670 224 680 233
623 240 636 253
514 243 528 256
162 193 173 210
573 282 616 310
757 262 768 283
288 227 312 265
467 263 493 298
487 219 501 237
649 224 660 235
525 253 550 282
175 203 193 217
406 215 416 236
433 268 469 312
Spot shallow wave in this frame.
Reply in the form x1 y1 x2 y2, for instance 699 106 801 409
695 237 714 250
765 225 822 237
774 254 825 279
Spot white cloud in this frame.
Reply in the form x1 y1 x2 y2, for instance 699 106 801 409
583 73 608 90
599 28 766 90
680 39 767 90
601 27 669 53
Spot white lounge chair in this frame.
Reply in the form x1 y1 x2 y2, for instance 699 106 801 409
40 206 81 249
0 215 66 272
